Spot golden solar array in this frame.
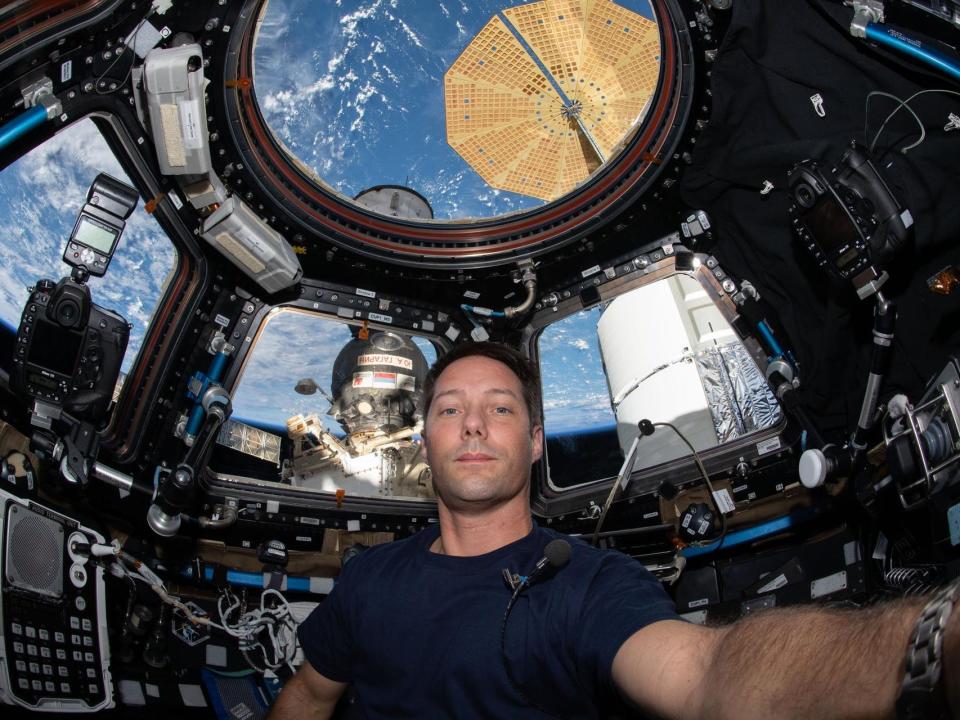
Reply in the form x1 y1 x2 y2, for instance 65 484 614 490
445 0 661 202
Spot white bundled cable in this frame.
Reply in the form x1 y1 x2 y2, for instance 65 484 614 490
106 547 225 630
104 546 297 669
217 587 298 673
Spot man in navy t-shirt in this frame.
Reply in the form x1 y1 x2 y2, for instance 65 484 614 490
269 342 958 719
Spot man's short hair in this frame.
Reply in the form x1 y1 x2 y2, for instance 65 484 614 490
421 342 542 428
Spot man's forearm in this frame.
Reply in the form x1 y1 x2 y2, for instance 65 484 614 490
694 598 927 720
266 667 339 720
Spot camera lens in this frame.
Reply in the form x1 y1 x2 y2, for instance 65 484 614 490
795 184 816 209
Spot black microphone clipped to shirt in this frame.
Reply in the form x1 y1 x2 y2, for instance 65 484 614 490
502 538 572 592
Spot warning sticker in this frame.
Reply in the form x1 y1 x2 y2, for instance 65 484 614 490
357 353 413 370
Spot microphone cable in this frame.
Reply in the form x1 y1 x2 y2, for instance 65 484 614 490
499 539 571 719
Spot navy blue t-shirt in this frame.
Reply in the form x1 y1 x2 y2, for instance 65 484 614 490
298 524 679 719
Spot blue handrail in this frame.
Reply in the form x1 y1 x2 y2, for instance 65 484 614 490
865 23 960 82
0 106 49 153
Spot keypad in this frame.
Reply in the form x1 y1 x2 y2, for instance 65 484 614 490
5 614 104 704
2 513 107 709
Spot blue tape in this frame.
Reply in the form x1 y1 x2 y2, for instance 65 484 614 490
680 507 820 558
191 565 313 593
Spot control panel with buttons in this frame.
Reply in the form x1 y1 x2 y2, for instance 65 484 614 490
0 490 114 712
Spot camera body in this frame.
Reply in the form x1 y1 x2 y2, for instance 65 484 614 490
12 277 129 421
788 142 913 297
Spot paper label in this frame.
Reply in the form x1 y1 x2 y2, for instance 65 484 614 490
581 265 601 278
712 489 735 514
756 573 788 594
368 312 393 324
757 437 781 455
179 99 203 148
356 288 376 298
61 60 73 83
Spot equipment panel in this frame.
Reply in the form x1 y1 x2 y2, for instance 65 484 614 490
0 489 114 712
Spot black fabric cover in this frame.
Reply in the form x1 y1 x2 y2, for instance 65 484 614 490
681 0 960 435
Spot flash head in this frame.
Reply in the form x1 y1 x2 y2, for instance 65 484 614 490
86 173 138 220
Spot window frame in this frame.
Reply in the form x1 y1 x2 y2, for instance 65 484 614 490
526 250 790 517
205 302 447 510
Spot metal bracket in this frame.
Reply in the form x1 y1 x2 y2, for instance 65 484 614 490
20 77 52 109
850 0 885 38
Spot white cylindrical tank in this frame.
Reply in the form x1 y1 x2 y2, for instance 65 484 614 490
597 275 720 471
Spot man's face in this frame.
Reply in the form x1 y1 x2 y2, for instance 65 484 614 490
422 355 543 513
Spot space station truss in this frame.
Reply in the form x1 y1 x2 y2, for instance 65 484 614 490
444 0 661 201
216 419 282 465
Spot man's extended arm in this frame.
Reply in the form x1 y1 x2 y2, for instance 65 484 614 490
613 597 958 719
267 662 347 720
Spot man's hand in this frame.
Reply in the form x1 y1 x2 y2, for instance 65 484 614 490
267 662 348 720
613 600 926 720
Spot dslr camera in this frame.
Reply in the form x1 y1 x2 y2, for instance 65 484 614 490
788 142 913 299
11 173 136 422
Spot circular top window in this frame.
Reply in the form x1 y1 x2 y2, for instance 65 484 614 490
253 0 663 223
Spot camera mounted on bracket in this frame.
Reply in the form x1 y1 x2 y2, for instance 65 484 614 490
788 141 913 300
11 173 137 486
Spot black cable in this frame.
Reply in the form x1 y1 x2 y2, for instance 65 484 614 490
590 420 728 549
654 421 729 549
864 88 960 155
499 580 567 720
94 9 155 95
